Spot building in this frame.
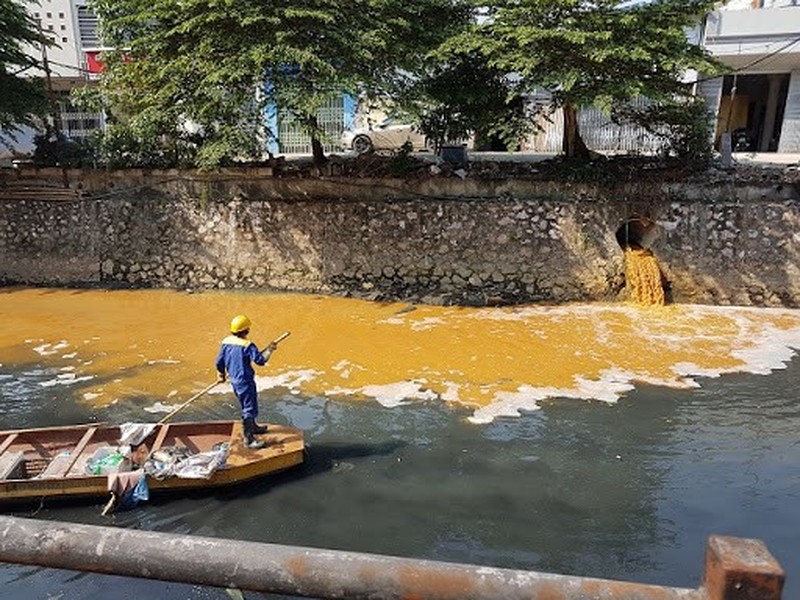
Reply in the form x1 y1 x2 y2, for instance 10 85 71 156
700 0 800 152
523 0 800 155
2 0 104 159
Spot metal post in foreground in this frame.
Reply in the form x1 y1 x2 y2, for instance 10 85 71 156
703 535 785 600
0 516 785 600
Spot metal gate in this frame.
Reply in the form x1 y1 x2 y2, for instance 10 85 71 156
525 96 666 153
277 96 346 154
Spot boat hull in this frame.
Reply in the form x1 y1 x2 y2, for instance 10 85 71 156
0 420 304 503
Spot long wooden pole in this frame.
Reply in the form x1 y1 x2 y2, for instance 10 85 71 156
156 381 219 425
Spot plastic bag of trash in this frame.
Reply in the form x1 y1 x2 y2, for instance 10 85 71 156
172 443 229 479
143 443 229 480
118 423 157 446
86 446 131 475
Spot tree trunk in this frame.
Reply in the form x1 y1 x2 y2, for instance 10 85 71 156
562 103 591 159
307 115 327 166
311 135 326 165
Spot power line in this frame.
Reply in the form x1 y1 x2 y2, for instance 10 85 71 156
19 58 97 77
733 34 800 71
689 32 800 87
48 59 96 76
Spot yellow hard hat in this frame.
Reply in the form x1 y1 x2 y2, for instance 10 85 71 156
230 314 252 333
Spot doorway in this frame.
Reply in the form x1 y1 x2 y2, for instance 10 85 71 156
715 73 790 152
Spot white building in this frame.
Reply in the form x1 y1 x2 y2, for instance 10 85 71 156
3 0 104 158
700 0 800 152
523 0 800 155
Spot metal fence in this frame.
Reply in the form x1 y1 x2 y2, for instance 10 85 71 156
59 110 105 140
277 96 346 154
525 97 665 154
0 516 785 600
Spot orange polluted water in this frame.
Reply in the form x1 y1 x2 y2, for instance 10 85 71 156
1 288 799 423
625 247 665 306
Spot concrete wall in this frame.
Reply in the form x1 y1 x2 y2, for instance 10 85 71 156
1 168 799 307
779 70 800 153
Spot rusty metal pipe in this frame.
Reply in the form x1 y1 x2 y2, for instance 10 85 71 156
0 516 783 600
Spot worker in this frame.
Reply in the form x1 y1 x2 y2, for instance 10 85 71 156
215 314 278 449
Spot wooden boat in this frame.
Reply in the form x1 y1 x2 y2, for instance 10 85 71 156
0 420 304 503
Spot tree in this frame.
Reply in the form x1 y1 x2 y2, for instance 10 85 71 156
89 0 471 168
452 0 721 159
0 0 49 147
400 52 535 152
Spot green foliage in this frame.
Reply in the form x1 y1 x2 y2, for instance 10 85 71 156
32 133 94 167
613 97 715 168
88 0 471 168
450 0 723 157
69 86 199 168
388 140 419 176
402 53 535 152
93 124 197 169
0 0 49 146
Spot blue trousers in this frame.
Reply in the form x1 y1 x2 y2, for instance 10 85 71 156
233 382 259 420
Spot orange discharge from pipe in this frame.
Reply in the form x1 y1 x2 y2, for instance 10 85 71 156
625 247 665 306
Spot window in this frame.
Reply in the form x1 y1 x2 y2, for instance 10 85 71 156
46 12 51 18
77 6 100 46
59 12 65 18
62 37 67 43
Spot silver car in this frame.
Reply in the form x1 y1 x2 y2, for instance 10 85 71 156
340 118 430 154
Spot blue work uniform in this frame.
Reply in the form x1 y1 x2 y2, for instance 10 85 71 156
215 335 267 420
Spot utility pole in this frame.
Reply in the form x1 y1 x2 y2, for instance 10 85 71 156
38 19 63 140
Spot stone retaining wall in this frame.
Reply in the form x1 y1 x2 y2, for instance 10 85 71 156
1 167 799 306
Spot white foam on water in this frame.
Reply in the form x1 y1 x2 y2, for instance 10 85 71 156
39 374 94 388
258 369 321 390
467 372 639 424
328 381 438 408
731 321 800 375
672 362 725 379
332 360 365 379
144 401 180 414
362 381 438 408
410 317 445 331
83 391 102 401
666 308 800 379
62 352 77 359
147 359 180 365
468 386 547 423
466 305 800 423
379 317 406 326
439 382 462 403
59 366 76 372
32 340 70 356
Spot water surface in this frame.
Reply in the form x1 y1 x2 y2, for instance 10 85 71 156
0 288 797 598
